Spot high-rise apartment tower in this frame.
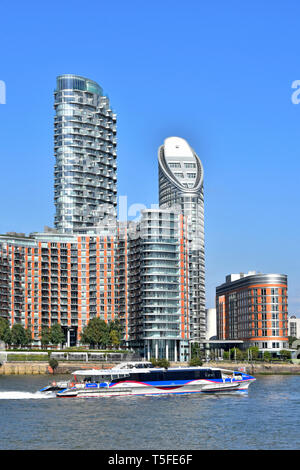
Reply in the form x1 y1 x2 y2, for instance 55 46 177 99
54 74 117 233
158 136 205 340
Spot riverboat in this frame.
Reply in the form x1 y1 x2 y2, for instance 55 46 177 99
55 365 256 398
38 361 154 393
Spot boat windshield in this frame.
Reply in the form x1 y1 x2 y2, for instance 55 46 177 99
75 373 127 384
82 375 116 383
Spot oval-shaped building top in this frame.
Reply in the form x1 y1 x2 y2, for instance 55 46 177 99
159 137 203 191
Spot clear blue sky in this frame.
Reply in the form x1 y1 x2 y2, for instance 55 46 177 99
0 1 299 315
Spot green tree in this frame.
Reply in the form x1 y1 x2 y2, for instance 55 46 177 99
156 358 170 369
288 336 297 348
2 327 12 347
49 357 59 374
248 346 260 361
189 357 203 366
191 343 201 359
229 348 236 360
0 318 11 347
109 319 122 334
108 320 123 348
190 343 206 363
236 349 246 361
279 349 291 361
40 326 51 348
235 348 245 361
229 347 245 361
25 327 32 345
150 358 170 369
263 351 271 362
11 323 29 347
110 329 121 349
0 318 9 339
80 317 110 349
50 323 65 347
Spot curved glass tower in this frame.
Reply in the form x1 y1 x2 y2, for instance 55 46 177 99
158 136 205 340
54 74 117 233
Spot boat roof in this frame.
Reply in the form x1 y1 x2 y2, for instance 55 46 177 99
72 368 151 376
111 361 153 369
72 366 229 376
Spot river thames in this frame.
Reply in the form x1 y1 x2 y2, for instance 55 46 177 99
0 374 299 450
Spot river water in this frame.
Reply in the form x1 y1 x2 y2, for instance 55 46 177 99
0 374 299 450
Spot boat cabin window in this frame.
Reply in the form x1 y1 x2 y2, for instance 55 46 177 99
135 363 154 369
81 373 128 384
160 369 222 380
83 375 109 383
110 368 222 384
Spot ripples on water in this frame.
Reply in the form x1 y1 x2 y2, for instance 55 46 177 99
0 374 299 450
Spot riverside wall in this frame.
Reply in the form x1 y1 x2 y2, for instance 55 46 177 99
201 361 300 375
0 362 117 375
0 360 300 375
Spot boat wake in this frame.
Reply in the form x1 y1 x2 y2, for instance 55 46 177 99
0 391 55 400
